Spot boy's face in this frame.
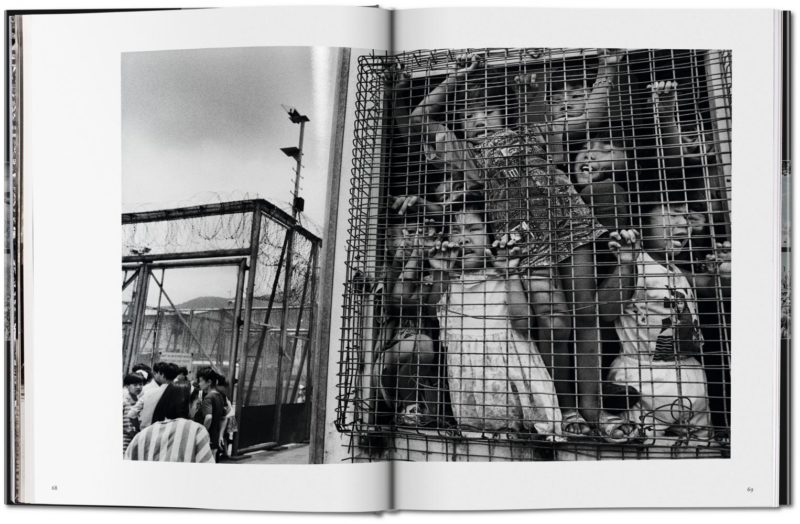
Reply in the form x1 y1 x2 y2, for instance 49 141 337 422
643 203 690 257
450 212 490 269
463 107 504 143
549 82 588 121
573 140 626 185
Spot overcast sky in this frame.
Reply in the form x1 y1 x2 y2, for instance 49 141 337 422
122 46 339 231
122 46 340 304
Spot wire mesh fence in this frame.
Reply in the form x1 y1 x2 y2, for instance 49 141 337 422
122 200 320 451
336 48 732 461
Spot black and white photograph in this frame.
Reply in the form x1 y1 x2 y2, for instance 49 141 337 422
333 47 732 462
9 3 788 512
121 46 344 465
120 45 733 465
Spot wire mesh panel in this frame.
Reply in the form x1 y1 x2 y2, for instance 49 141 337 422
337 48 732 461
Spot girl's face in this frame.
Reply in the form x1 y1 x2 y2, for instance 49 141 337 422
127 383 143 398
549 82 588 121
463 106 505 143
573 140 627 186
643 203 690 258
450 212 490 269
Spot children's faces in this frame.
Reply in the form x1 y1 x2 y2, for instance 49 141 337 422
548 82 588 121
463 106 505 142
643 203 690 256
449 212 491 268
573 141 626 185
388 223 438 259
127 383 143 397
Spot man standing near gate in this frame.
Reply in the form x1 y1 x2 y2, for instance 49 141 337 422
128 361 180 429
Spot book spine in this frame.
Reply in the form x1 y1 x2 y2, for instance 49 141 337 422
5 13 23 505
779 9 792 508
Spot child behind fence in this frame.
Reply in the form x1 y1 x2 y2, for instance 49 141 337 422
379 221 441 426
397 51 624 438
597 197 730 445
411 203 562 437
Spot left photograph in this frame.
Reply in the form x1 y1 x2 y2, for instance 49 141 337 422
120 47 342 464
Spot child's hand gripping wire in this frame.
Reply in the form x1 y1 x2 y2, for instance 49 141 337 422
650 80 715 163
488 234 523 270
452 51 484 79
513 71 542 98
383 59 410 88
702 240 731 276
699 240 731 299
649 80 679 116
391 192 469 217
608 229 641 264
426 239 460 272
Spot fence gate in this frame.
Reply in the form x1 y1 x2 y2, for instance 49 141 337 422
122 199 321 456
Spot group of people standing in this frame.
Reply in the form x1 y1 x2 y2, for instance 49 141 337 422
122 361 233 463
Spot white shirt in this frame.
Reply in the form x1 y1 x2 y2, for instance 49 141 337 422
615 252 704 359
128 382 168 428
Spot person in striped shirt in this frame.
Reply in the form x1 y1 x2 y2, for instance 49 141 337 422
122 373 145 453
125 382 215 463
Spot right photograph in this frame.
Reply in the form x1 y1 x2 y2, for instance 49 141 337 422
334 48 732 462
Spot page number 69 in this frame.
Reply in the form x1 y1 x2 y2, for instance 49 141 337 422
746 487 754 493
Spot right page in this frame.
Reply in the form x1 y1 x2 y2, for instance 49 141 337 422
321 8 782 509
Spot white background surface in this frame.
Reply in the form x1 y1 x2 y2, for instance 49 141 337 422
2 0 797 522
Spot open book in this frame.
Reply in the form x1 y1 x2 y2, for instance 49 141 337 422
6 5 790 511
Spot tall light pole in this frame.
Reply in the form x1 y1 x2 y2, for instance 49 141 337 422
274 106 309 442
280 106 310 219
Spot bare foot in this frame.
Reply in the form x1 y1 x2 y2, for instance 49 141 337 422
562 409 592 437
598 411 638 443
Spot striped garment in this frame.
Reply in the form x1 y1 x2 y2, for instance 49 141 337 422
124 418 215 463
122 390 139 453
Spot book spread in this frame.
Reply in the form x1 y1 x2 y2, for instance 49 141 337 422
5 6 790 512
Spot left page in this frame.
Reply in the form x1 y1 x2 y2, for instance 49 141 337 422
16 6 391 512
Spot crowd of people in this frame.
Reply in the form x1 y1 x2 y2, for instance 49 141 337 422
122 362 235 463
366 50 731 450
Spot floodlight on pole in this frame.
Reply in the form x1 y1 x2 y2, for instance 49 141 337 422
280 105 309 218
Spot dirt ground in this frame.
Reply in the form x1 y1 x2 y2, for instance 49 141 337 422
232 443 310 465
